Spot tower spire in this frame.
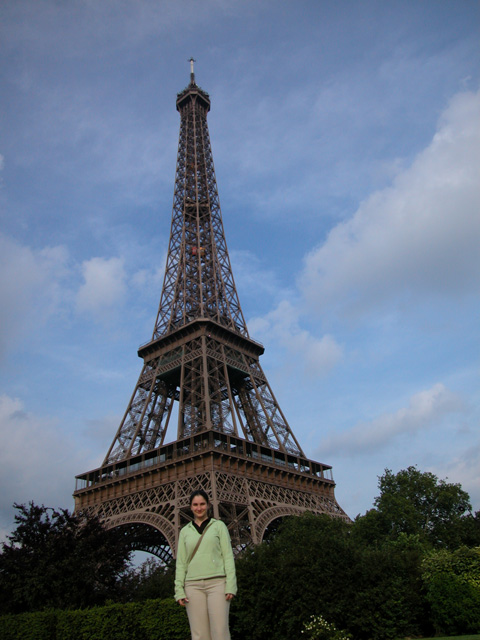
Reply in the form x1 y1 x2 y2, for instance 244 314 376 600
74 72 349 560
189 56 196 85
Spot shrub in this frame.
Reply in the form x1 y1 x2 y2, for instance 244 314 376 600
0 598 190 640
231 513 429 640
422 546 480 635
0 610 57 640
302 615 352 640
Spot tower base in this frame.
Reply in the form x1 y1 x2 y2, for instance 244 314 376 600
74 430 349 559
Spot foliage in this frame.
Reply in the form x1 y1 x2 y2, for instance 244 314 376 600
135 599 189 640
231 512 430 640
2 466 479 638
231 513 355 640
0 610 57 640
457 511 480 547
0 502 132 614
352 532 431 639
124 557 175 601
302 614 352 640
422 546 480 635
0 598 190 640
420 637 480 640
355 466 477 549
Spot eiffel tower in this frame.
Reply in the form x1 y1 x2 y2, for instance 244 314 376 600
74 61 349 561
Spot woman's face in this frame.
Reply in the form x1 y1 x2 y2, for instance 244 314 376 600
191 495 208 521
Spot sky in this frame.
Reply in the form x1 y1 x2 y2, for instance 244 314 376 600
0 0 479 542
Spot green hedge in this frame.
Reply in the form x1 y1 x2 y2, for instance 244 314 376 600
0 610 58 640
0 599 190 640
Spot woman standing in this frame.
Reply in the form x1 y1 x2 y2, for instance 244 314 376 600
175 490 237 640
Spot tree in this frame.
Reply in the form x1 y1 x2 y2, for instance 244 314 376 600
355 466 477 549
352 533 431 639
231 512 429 640
124 556 175 601
231 513 357 640
422 546 480 634
0 502 132 614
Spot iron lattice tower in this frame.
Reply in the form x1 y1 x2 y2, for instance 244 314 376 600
74 63 349 561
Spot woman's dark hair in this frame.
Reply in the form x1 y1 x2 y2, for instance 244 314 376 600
189 489 209 506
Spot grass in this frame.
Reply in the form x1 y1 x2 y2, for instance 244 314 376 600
408 636 480 640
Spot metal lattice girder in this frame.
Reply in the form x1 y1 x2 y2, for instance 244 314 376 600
101 70 305 464
103 319 304 463
75 446 349 555
153 80 247 340
75 67 349 559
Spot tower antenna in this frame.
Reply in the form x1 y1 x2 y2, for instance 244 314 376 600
189 56 196 84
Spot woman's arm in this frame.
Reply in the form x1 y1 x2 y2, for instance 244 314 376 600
174 528 188 602
218 521 237 596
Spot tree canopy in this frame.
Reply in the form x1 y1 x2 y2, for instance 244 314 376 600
354 465 479 549
232 512 429 640
0 502 132 614
231 466 480 640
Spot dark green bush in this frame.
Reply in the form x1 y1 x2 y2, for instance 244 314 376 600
0 599 190 640
139 599 190 640
55 603 146 640
422 547 480 635
0 610 57 640
231 513 430 640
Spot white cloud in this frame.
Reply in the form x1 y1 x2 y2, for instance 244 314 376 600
0 394 78 538
0 234 69 359
249 299 343 377
76 256 126 320
130 264 165 297
433 443 480 512
319 383 464 456
0 393 118 540
300 89 480 316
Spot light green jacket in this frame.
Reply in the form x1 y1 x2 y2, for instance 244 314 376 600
174 518 237 601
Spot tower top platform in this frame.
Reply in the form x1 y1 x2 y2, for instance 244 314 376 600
176 58 210 111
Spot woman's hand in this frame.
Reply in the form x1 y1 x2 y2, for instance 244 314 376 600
178 598 189 606
225 593 234 601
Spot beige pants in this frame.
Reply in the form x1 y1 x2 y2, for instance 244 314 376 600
185 577 231 640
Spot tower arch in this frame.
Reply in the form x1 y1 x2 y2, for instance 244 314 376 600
105 512 175 563
254 506 307 543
